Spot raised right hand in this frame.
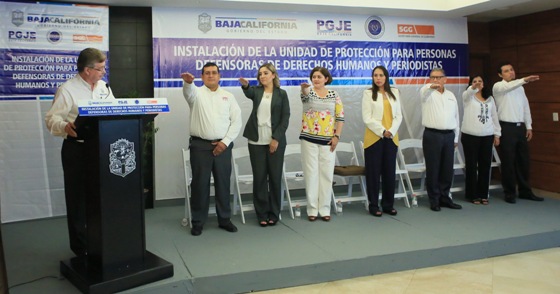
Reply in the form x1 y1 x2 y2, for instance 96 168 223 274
523 75 539 83
239 77 249 87
181 72 195 84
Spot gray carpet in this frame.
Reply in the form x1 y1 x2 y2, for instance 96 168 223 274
3 192 560 294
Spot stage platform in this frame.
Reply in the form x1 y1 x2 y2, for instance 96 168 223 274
3 191 560 294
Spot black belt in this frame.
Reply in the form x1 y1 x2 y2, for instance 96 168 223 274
65 136 84 143
500 121 524 127
425 128 454 134
191 136 222 143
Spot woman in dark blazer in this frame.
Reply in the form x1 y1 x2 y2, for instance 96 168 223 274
239 63 290 227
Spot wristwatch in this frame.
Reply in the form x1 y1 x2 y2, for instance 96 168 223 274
334 134 340 139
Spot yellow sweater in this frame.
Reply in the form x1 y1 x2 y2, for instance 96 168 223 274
364 98 399 148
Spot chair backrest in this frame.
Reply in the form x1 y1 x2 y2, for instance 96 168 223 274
284 143 301 157
283 143 305 185
231 147 253 187
397 139 426 173
491 145 501 167
334 141 359 166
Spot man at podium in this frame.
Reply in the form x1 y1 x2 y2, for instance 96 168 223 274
181 62 242 236
45 47 115 257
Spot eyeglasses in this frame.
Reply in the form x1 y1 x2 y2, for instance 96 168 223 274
89 66 106 72
430 75 445 80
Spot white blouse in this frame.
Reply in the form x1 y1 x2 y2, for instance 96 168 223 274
461 86 501 137
249 92 273 145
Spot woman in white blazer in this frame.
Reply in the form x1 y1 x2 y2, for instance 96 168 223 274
362 66 403 217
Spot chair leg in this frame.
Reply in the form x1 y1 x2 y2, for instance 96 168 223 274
360 176 369 210
283 175 295 219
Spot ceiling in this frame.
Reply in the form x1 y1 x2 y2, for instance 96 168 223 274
53 0 560 22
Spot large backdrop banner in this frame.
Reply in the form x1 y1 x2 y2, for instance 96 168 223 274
0 1 109 222
152 8 469 201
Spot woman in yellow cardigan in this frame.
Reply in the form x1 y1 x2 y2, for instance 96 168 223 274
362 66 403 217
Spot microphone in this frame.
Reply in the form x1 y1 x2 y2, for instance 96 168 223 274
105 83 112 99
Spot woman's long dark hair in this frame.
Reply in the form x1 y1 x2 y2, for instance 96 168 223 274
371 66 396 101
468 75 491 99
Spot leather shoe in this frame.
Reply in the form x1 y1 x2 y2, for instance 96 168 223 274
519 194 544 201
505 195 516 204
430 204 441 212
191 225 203 236
441 201 462 209
218 221 238 233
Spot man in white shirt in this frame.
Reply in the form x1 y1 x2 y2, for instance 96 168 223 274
493 62 543 203
421 68 462 212
181 63 242 236
45 48 115 257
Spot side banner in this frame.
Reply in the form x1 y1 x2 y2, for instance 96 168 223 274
0 1 109 223
0 1 109 95
152 8 469 201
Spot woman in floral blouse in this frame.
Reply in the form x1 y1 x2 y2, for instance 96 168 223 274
300 67 344 222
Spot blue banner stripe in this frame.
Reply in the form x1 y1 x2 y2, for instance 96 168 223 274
153 78 380 88
0 96 37 101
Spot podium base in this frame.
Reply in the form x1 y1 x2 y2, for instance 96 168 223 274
60 251 173 294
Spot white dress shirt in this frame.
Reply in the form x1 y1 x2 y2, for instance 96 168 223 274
461 86 501 137
45 74 114 138
421 84 460 143
182 83 242 147
492 79 533 129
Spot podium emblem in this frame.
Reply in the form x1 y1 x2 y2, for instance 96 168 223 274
109 139 136 177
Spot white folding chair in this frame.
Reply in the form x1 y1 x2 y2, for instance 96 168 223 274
181 148 193 228
488 145 502 192
449 147 467 197
231 147 255 224
332 141 368 213
397 139 427 206
282 144 307 219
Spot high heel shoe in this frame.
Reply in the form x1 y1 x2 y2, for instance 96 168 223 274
383 208 397 216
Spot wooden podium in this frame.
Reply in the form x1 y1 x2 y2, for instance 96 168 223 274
60 102 173 293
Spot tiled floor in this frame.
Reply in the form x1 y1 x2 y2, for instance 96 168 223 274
258 247 560 294
260 189 560 294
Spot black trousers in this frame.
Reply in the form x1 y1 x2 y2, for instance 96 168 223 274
422 128 455 205
364 138 397 211
61 139 88 256
189 137 233 226
248 144 285 222
499 121 532 198
461 133 494 200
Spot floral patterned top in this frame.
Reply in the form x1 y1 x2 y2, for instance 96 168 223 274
299 89 344 145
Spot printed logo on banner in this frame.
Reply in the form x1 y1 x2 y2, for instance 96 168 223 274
397 24 435 38
73 34 103 43
211 15 298 34
199 13 212 33
26 13 101 29
316 20 352 36
365 16 385 39
47 30 62 44
109 139 136 178
8 30 36 42
12 10 24 27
